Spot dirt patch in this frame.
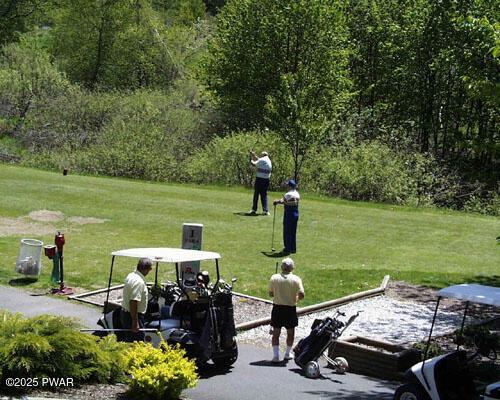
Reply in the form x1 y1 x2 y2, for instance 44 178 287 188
0 210 109 237
0 217 56 237
29 210 65 222
386 280 499 320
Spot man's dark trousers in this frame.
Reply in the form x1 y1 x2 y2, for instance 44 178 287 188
252 177 270 212
120 309 145 342
283 206 299 253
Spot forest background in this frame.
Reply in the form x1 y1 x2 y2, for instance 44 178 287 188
0 0 498 215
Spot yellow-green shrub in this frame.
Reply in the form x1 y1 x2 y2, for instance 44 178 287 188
124 341 198 400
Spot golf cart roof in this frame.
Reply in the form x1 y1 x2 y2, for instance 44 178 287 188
111 248 221 263
437 284 500 307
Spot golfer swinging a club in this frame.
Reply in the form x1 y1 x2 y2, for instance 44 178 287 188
269 257 305 363
249 150 272 215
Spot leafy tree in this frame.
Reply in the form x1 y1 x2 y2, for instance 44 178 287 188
0 0 52 45
206 0 350 179
50 0 181 90
0 29 70 137
346 0 499 185
153 0 206 25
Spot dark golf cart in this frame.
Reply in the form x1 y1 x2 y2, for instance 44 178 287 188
394 283 500 400
96 248 238 368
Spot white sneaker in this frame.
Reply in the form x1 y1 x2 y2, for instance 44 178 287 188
271 356 280 363
248 210 257 215
262 211 270 216
284 354 292 361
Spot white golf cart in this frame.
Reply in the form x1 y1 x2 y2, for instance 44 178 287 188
96 248 238 368
394 283 500 400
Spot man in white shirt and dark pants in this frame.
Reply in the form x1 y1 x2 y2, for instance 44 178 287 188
121 258 153 342
274 179 300 254
249 150 272 215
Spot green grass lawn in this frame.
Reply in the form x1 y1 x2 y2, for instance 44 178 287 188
0 164 498 306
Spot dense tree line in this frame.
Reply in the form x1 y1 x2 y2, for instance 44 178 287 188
0 0 498 213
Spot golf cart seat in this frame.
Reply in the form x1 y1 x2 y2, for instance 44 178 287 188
434 351 477 400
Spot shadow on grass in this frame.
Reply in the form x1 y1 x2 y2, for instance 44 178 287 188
473 275 500 287
9 277 38 286
261 251 289 258
233 212 259 217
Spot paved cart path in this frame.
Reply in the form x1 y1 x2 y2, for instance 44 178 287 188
186 343 397 400
0 285 102 328
0 285 398 400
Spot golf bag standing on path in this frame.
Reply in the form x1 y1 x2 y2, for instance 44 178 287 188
294 311 361 379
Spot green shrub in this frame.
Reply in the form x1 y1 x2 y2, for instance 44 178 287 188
412 340 445 359
405 153 462 208
21 83 218 182
124 341 198 400
185 131 293 190
0 311 128 392
463 191 500 216
318 141 415 204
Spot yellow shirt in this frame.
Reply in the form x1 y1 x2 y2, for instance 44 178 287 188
268 272 304 306
122 270 148 314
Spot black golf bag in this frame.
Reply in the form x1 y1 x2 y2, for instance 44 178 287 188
294 317 344 367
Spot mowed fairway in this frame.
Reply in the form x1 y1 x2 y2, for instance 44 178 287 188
0 165 498 305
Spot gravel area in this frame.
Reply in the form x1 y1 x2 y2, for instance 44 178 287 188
237 280 498 349
237 295 473 348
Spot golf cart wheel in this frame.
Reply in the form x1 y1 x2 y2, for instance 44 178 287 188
213 347 238 368
393 383 428 400
304 361 320 379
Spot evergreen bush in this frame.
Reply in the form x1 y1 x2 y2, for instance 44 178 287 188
0 311 128 392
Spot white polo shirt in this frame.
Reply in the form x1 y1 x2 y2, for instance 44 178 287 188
256 156 272 179
268 272 304 306
122 270 148 314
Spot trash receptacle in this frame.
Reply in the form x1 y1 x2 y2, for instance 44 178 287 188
16 238 43 277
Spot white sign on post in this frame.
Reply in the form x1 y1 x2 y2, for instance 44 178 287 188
180 223 203 287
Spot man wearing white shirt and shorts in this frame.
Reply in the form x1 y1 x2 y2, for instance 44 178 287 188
268 257 305 362
249 150 272 215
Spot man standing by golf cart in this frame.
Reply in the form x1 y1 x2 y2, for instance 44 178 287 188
274 179 300 255
269 257 305 363
249 150 272 215
121 258 153 342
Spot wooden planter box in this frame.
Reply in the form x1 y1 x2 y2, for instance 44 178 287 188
328 336 421 381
